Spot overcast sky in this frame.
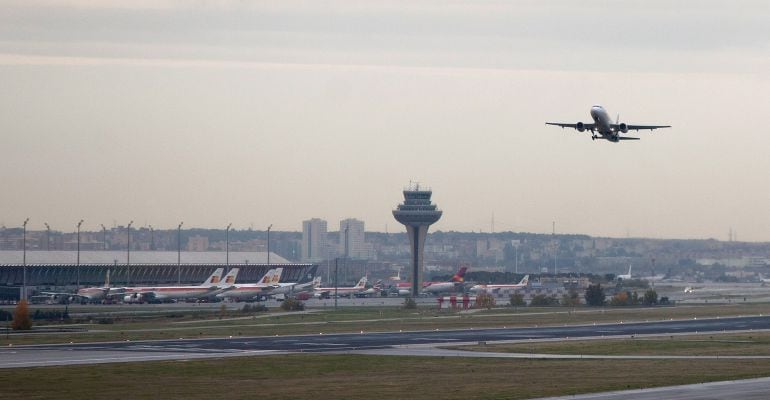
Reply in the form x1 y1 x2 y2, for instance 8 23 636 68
2 1 770 240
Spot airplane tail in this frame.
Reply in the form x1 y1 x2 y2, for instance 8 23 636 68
221 268 240 286
270 268 284 285
451 266 468 283
312 276 322 288
297 265 319 284
355 277 368 288
204 268 225 286
105 269 111 287
257 269 276 286
519 275 529 286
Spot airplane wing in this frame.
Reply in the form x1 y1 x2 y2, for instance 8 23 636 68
545 122 595 131
612 124 671 131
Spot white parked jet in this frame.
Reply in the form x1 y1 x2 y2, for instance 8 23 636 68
120 268 238 303
546 105 670 142
470 275 529 295
617 265 633 281
215 268 282 301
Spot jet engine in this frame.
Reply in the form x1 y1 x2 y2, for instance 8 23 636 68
576 122 585 132
618 123 628 133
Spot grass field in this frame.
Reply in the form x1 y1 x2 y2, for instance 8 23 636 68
5 304 770 399
453 331 770 357
4 302 770 346
3 354 770 399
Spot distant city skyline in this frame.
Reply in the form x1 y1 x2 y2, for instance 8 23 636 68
3 2 770 241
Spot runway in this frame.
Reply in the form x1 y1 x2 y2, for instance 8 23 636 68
3 315 770 368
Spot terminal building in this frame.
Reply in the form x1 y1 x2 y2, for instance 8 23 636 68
0 250 316 300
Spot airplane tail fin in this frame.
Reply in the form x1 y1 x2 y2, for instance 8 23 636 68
257 269 276 286
204 268 225 286
312 276 322 288
451 266 468 283
221 268 239 286
355 277 368 288
519 275 529 286
105 269 111 288
270 268 284 285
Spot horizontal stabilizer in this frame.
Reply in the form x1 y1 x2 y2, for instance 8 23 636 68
617 137 640 140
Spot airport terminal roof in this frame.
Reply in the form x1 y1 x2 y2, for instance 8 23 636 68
0 250 290 265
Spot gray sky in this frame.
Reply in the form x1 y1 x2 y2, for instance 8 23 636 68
2 1 770 240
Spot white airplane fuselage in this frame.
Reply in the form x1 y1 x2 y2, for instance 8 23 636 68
590 105 617 141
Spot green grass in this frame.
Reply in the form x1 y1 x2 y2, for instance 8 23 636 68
453 331 770 356
4 302 770 346
4 354 770 399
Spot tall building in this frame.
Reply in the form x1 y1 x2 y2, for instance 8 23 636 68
302 218 328 262
393 183 442 296
186 235 209 251
339 218 366 259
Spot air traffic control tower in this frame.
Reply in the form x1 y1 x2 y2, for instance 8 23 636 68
393 183 442 297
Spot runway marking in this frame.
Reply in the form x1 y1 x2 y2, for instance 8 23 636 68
294 342 348 346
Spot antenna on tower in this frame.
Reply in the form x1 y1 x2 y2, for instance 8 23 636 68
491 213 495 234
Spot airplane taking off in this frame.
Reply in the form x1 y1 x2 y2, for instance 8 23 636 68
546 105 670 142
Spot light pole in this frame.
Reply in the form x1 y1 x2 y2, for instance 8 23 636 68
225 223 232 265
44 222 50 251
77 219 83 290
344 224 350 259
22 217 29 301
177 221 183 284
127 220 133 286
267 224 272 267
148 225 154 250
100 224 107 250
344 224 349 283
334 258 339 310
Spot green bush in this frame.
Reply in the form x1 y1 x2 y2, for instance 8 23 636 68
529 294 559 306
403 297 417 309
509 293 526 307
280 297 305 311
241 303 269 313
475 292 496 309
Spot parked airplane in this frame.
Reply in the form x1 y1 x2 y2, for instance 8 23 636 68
314 276 368 299
421 266 468 295
391 266 469 296
546 105 670 142
68 270 113 303
617 265 633 281
469 275 529 295
354 280 384 298
260 266 320 299
120 268 237 303
214 268 282 301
